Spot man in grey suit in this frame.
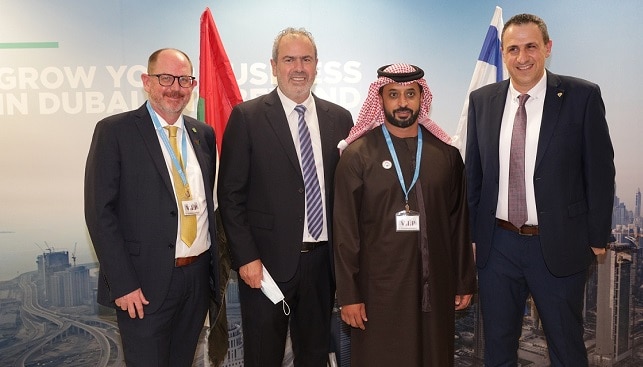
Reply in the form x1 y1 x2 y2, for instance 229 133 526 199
85 48 220 367
218 28 353 367
466 14 615 367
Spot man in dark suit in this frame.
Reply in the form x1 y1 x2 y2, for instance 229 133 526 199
85 48 220 367
217 28 353 367
466 14 615 367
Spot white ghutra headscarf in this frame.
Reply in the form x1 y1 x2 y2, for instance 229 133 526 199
338 63 451 151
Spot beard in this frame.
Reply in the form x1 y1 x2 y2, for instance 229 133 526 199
150 90 190 115
384 107 420 129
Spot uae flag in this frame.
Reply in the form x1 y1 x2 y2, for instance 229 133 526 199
198 7 243 156
198 7 241 367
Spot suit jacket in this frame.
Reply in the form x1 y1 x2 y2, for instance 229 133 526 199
84 103 220 313
465 71 615 277
218 88 353 282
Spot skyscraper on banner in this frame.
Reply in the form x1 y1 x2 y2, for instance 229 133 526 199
452 6 507 159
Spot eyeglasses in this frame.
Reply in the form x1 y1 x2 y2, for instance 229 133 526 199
148 74 196 88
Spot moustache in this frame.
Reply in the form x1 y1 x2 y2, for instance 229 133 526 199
165 91 187 98
394 108 414 115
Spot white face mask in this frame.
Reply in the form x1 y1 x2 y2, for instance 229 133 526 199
261 265 291 315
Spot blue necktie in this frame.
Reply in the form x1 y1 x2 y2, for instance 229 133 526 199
295 105 323 240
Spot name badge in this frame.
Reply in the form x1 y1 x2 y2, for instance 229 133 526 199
395 210 420 232
182 200 199 215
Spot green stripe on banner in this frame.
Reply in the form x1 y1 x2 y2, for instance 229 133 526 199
0 42 59 49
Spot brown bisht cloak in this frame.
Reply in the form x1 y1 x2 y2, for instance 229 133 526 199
334 126 476 367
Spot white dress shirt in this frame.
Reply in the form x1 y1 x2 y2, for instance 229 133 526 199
153 112 211 258
496 73 547 225
277 88 328 242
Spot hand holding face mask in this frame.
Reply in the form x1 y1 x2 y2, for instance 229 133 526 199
261 265 291 315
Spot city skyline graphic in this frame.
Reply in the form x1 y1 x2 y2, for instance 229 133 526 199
1 190 641 366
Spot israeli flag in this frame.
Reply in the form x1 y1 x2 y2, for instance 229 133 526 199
452 6 507 159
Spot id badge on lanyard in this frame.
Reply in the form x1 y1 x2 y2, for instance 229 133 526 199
396 207 420 232
381 124 423 233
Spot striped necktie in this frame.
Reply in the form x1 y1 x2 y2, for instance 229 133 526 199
295 105 323 240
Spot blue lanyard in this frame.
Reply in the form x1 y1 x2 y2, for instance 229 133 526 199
146 101 189 186
382 124 423 206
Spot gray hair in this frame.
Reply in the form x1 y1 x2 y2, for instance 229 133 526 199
271 27 318 61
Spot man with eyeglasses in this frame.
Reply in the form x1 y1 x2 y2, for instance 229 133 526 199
85 48 221 367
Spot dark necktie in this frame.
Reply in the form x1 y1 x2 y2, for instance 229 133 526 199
508 94 530 228
295 105 323 240
165 125 196 246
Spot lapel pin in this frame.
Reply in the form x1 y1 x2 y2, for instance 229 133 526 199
192 127 197 133
557 92 563 98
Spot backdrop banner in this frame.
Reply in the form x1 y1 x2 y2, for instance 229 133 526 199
1 1 641 366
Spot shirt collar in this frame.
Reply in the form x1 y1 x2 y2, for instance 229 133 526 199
276 87 314 115
156 112 185 131
509 72 547 102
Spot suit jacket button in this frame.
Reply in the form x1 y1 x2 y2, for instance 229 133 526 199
170 210 177 217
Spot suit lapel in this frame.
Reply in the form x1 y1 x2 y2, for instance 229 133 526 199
314 96 338 189
185 119 216 223
264 90 304 179
535 71 564 170
489 81 509 174
134 104 174 196
184 119 212 183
